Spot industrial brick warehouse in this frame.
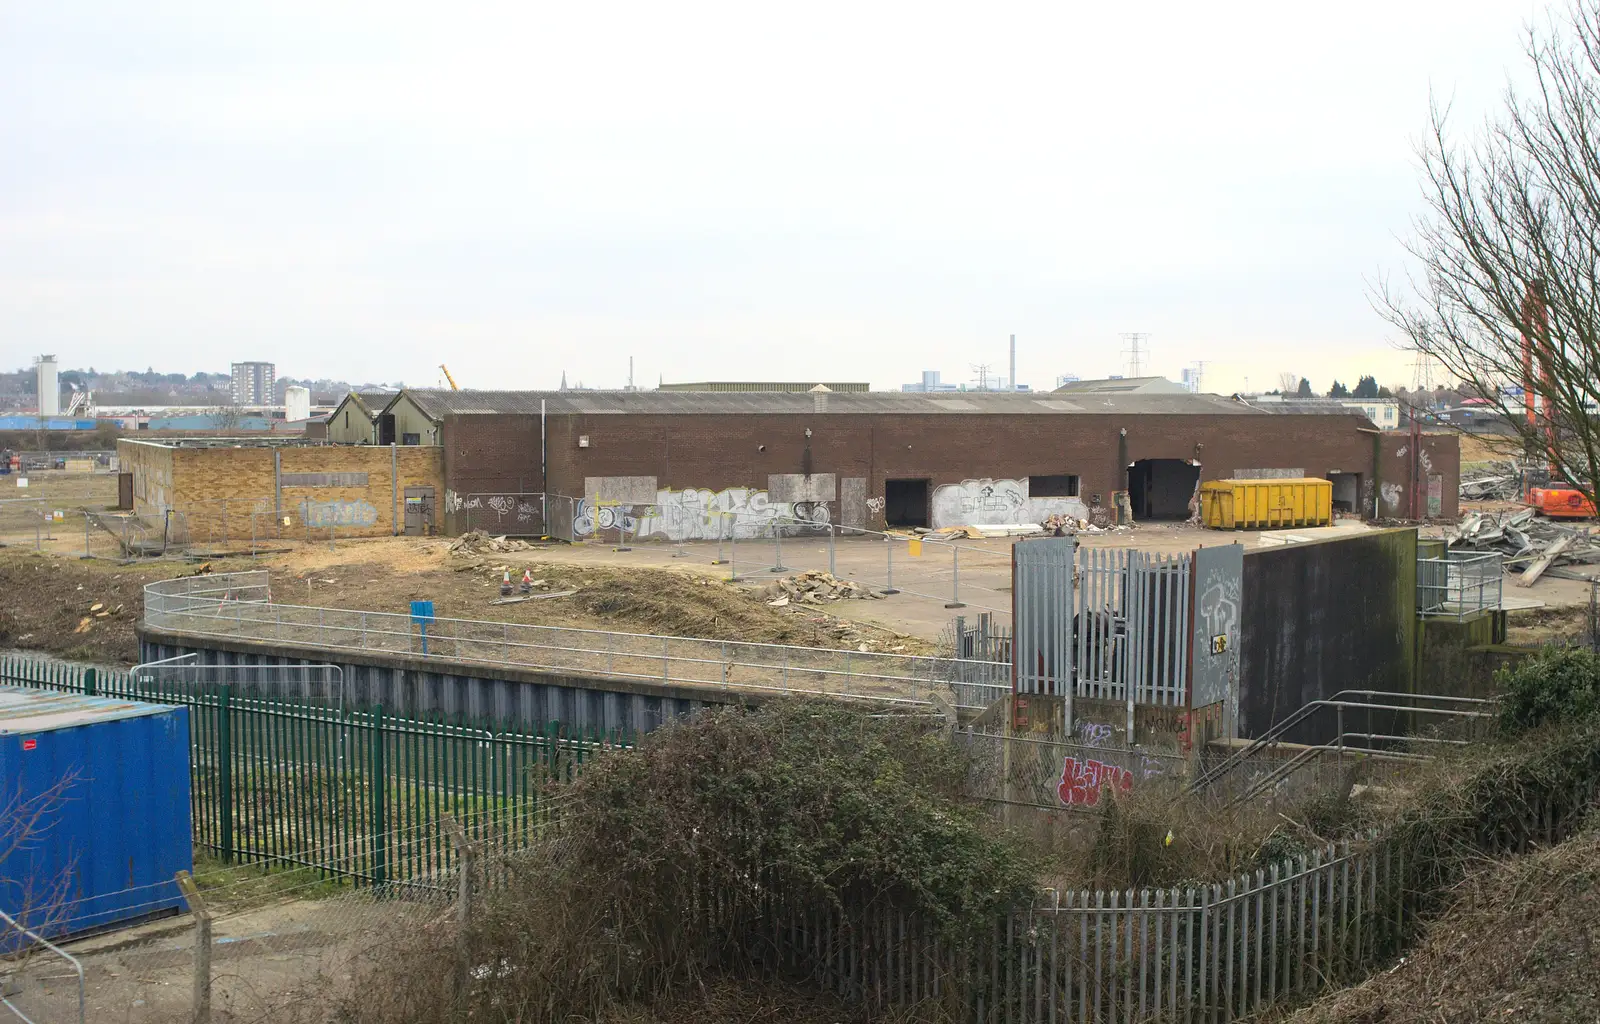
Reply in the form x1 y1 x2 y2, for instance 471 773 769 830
406 388 1459 537
117 388 1458 543
117 437 444 541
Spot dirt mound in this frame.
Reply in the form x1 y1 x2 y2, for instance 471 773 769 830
0 551 171 664
1287 829 1600 1024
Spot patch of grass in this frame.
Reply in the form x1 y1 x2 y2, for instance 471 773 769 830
189 852 348 912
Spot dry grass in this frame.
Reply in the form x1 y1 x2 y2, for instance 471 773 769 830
1029 771 1385 893
1281 825 1600 1023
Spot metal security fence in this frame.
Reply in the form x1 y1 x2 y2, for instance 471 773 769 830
1417 550 1502 618
0 655 618 889
1074 548 1191 708
766 838 1410 1023
143 572 1013 711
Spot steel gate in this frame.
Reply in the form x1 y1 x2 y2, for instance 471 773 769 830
1013 540 1195 728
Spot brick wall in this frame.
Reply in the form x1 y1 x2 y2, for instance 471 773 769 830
442 410 1461 534
118 440 444 540
1377 431 1460 520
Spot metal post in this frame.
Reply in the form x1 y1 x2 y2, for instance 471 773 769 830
770 520 787 572
730 516 738 579
881 537 900 594
615 505 632 552
945 545 966 609
222 500 228 547
827 523 836 576
442 816 476 1004
713 511 727 565
175 871 212 1024
218 686 234 863
371 704 387 888
83 512 91 559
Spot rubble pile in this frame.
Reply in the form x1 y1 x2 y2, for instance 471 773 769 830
766 571 885 606
1448 507 1600 581
1039 513 1128 536
448 530 535 554
1459 461 1524 501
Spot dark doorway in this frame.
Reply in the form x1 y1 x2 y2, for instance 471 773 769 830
404 486 436 536
1127 459 1200 520
1329 472 1361 513
378 414 396 445
885 479 930 528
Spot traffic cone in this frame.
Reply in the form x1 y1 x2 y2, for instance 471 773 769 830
520 569 534 593
500 570 513 596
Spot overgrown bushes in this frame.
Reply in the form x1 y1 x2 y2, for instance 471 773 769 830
339 700 1037 1024
1496 646 1600 735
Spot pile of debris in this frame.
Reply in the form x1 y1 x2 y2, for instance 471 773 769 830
448 530 536 554
766 571 884 606
1459 460 1524 501
1448 507 1600 583
1039 513 1129 536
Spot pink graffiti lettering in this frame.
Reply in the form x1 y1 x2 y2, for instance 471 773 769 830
1056 756 1134 807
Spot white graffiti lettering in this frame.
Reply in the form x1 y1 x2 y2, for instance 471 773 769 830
929 478 1088 528
572 487 830 541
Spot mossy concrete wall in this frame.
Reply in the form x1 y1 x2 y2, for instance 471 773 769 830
1239 528 1417 741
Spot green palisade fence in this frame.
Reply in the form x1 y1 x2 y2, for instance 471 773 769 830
0 654 631 890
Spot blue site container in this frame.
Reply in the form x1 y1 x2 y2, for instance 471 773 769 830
0 687 192 939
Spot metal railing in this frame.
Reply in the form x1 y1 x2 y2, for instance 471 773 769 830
1191 690 1495 795
0 907 84 1024
1417 551 1503 618
142 572 1012 711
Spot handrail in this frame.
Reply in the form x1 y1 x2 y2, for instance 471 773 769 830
1226 731 1466 805
1190 690 1494 793
0 907 84 1024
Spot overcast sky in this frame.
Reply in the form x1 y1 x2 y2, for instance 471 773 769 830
1 1 1545 395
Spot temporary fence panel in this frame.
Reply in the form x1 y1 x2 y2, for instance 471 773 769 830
458 492 551 537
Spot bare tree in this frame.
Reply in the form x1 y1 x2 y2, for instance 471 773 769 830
0 772 80 943
208 402 242 433
1276 372 1298 395
1377 3 1600 505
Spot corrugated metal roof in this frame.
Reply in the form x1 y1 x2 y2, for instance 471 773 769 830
1054 377 1192 395
0 687 178 734
393 388 1265 420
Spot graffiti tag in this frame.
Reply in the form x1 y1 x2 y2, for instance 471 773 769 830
1057 756 1134 807
1075 721 1113 747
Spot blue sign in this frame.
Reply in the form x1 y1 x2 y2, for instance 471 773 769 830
411 600 436 655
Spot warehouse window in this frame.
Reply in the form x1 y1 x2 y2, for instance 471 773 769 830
402 432 421 445
1030 474 1080 497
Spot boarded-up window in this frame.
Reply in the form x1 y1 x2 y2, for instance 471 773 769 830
1030 474 1080 497
281 472 369 487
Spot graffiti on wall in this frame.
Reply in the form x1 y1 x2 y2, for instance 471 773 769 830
1380 481 1403 512
1057 756 1134 807
298 498 379 528
446 492 542 525
572 487 831 541
929 478 1090 529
